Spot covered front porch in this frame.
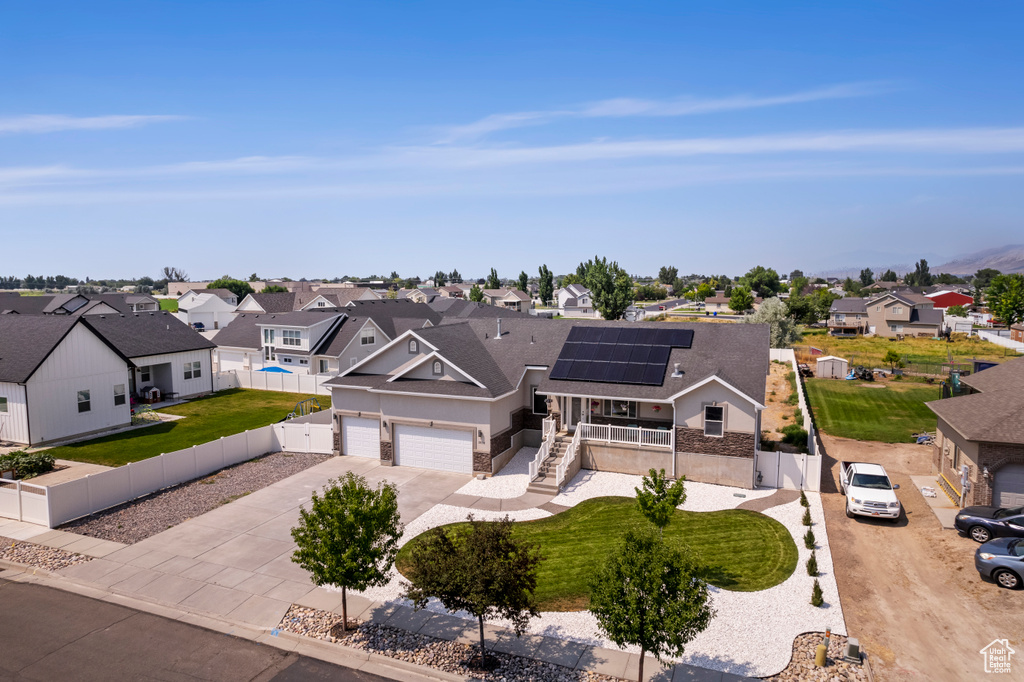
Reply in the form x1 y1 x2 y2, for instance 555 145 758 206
551 394 675 448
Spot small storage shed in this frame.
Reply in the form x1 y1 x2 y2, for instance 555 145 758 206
816 356 849 379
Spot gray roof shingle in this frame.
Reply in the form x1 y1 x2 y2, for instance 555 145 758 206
82 312 216 358
0 316 82 382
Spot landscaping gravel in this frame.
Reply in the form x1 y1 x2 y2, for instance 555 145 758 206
276 604 619 681
59 451 330 544
552 468 777 512
336 472 846 678
455 447 536 499
764 632 868 682
0 535 92 572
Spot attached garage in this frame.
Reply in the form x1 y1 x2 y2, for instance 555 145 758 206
342 417 381 458
394 424 473 473
993 464 1024 507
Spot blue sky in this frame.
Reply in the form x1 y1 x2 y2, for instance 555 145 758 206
3 1 1023 280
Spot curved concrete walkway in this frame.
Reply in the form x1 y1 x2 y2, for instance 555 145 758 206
736 488 801 512
436 490 556 513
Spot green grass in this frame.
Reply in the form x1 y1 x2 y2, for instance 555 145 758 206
46 389 330 467
159 299 179 312
804 378 938 443
396 497 797 611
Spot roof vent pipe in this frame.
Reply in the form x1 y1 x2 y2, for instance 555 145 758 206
671 362 683 377
497 318 502 339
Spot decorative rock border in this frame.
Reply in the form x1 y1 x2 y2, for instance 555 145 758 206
276 604 619 681
763 632 869 682
0 535 92 572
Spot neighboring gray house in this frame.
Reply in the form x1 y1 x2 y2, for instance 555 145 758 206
555 284 597 318
828 291 943 338
325 318 768 488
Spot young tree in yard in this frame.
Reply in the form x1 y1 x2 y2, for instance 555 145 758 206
946 304 968 317
986 274 1024 328
635 468 686 535
538 264 554 305
694 282 713 302
517 270 529 293
657 266 678 286
403 515 541 669
291 473 403 633
745 297 801 347
469 284 484 302
882 349 904 372
577 255 633 320
589 527 715 682
859 268 874 287
728 285 754 312
739 265 781 297
433 270 447 287
485 268 501 290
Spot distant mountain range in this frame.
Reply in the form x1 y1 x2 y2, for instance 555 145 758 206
811 244 1024 279
933 244 1024 276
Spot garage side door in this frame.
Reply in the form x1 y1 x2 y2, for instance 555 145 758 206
993 464 1024 507
342 417 380 458
395 425 473 473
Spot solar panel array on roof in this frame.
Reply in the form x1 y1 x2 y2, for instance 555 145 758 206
549 327 693 386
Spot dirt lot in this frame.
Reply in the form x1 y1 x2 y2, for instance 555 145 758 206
820 435 1024 681
762 361 799 442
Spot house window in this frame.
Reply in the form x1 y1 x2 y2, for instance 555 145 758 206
604 400 638 418
835 314 845 322
141 366 151 382
433 361 443 375
319 359 329 373
282 330 301 346
0 397 7 413
704 405 724 437
265 346 276 361
952 443 960 470
184 361 202 380
361 328 375 345
350 357 358 367
263 329 275 345
282 357 293 363
77 390 91 413
299 359 308 365
892 306 903 315
317 300 326 307
409 339 418 353
876 306 881 312
890 324 904 333
114 384 126 406
531 387 548 415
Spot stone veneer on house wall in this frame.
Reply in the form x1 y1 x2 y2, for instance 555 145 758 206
674 427 756 458
974 443 1024 506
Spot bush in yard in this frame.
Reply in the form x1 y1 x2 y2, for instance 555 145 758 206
806 551 818 576
635 468 686 535
0 451 56 479
781 424 808 448
589 526 715 682
403 515 541 670
290 473 403 633
811 579 824 607
804 529 816 549
802 508 812 526
799 491 809 507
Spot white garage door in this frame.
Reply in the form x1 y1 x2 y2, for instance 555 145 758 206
993 464 1024 507
395 425 473 473
342 417 380 458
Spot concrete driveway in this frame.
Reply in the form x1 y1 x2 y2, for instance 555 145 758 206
56 456 468 633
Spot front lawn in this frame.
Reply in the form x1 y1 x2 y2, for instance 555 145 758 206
46 389 330 467
159 298 179 312
396 496 797 611
804 378 938 443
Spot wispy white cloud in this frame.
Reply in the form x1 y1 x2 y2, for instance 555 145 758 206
435 82 893 142
0 114 187 134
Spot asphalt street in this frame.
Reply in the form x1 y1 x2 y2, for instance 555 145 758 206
0 578 390 682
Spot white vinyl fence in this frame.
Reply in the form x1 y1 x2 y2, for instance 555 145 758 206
977 330 1024 353
0 419 334 529
761 348 822 492
222 370 333 396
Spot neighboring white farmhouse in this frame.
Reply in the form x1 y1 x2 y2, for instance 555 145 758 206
555 284 598 318
0 317 132 445
175 290 238 330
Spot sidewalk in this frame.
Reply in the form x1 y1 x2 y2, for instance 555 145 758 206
909 474 959 529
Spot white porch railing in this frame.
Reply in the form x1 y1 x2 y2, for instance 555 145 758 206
555 427 582 488
529 417 556 480
578 422 674 448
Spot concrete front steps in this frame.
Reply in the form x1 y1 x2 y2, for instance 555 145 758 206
526 434 571 495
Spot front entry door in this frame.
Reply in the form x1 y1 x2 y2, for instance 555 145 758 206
566 397 582 432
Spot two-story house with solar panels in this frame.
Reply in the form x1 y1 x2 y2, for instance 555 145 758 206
325 317 769 490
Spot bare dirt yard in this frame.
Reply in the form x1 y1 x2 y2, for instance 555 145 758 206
820 435 1024 681
762 361 800 444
